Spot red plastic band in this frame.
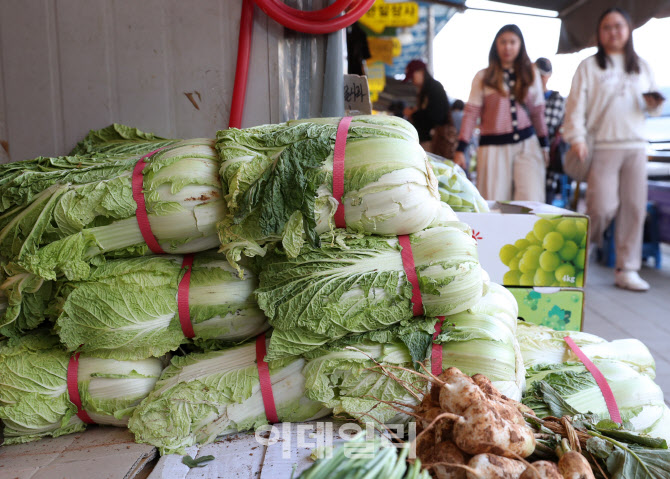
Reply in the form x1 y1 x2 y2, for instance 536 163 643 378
398 235 424 316
132 148 168 254
67 353 95 425
564 336 622 424
256 333 279 423
178 254 196 339
431 317 445 377
333 116 353 229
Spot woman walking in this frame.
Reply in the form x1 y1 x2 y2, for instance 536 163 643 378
563 8 664 291
454 24 549 202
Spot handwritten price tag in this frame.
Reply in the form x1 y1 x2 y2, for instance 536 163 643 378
344 74 372 115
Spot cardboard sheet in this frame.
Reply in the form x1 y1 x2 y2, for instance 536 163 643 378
0 427 156 479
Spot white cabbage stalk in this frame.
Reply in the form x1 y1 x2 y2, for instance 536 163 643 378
318 140 443 235
303 280 525 424
525 359 668 440
55 253 268 360
215 115 444 270
516 321 656 378
0 139 226 337
256 224 483 359
432 280 525 401
0 333 164 445
647 405 670 441
128 340 331 455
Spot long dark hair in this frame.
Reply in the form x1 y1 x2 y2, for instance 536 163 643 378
484 24 534 103
595 7 640 74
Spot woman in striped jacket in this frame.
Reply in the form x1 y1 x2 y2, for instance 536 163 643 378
454 24 549 202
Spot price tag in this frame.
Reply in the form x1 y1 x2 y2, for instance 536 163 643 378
344 74 372 115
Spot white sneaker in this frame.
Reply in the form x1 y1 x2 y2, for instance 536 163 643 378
615 270 650 292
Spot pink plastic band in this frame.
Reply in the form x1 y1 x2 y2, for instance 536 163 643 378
398 235 424 316
178 255 196 338
132 148 168 254
431 317 445 376
333 116 353 228
67 353 95 425
564 336 622 424
256 333 279 423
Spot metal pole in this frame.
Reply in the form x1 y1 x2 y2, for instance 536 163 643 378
426 4 435 74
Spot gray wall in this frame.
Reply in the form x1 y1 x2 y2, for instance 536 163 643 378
0 0 288 162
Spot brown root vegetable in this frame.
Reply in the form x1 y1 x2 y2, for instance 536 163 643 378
472 374 536 422
557 452 595 479
466 453 527 479
415 426 436 463
432 440 469 479
418 406 455 442
438 368 487 415
434 368 535 459
452 403 536 459
556 438 595 479
520 461 562 479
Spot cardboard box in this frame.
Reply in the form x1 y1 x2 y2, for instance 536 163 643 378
508 287 584 332
457 202 589 289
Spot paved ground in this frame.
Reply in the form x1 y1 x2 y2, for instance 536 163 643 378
583 243 670 404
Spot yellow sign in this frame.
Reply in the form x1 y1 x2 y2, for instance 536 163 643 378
359 0 419 34
367 37 402 65
367 62 386 103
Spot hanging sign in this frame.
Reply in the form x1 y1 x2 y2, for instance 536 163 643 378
367 37 402 65
366 62 386 103
359 0 419 34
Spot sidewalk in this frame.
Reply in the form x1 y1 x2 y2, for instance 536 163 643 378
583 244 670 405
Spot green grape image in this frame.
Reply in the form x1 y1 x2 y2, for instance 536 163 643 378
514 238 530 250
574 218 587 245
539 250 560 271
555 263 576 284
542 231 565 253
520 273 535 286
508 256 520 271
575 248 586 269
502 218 587 287
504 270 522 285
556 218 577 240
519 245 543 274
534 268 554 286
533 218 554 240
526 231 542 245
558 240 579 261
499 244 519 265
550 217 563 228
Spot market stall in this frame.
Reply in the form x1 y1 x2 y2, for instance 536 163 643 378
1 2 670 479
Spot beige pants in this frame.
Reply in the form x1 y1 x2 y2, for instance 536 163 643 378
476 137 545 202
587 147 647 271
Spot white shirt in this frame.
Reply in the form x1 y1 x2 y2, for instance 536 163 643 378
563 53 662 150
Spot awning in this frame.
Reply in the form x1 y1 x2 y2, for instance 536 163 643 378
429 0 670 53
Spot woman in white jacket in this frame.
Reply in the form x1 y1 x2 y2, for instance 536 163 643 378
563 7 664 291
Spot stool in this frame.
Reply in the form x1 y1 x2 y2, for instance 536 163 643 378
599 201 661 269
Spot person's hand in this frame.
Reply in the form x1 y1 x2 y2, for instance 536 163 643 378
643 92 664 111
543 148 550 166
570 142 588 162
453 151 466 168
